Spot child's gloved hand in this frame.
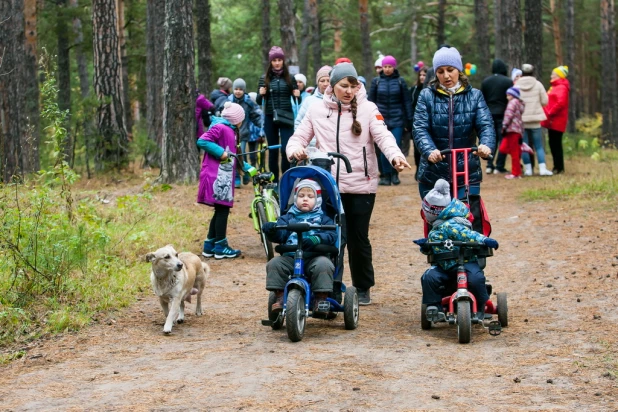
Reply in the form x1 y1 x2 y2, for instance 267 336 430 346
483 238 499 250
302 236 321 249
413 238 430 253
261 222 277 235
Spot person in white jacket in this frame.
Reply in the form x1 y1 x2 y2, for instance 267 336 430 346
287 63 411 305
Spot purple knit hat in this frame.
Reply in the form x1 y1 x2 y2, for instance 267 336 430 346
221 101 246 125
269 46 285 62
506 87 520 99
382 55 397 68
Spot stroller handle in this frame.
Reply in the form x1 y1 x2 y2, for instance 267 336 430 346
327 152 353 174
426 240 485 248
440 147 493 161
276 223 337 232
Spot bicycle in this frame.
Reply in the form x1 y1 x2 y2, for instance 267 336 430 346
229 144 281 261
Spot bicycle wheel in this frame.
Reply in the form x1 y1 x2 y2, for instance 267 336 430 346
257 201 274 261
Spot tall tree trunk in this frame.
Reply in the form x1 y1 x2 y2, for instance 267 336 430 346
261 0 271 72
299 0 311 75
565 0 576 132
549 0 563 66
161 0 199 183
494 0 503 59
93 0 129 170
437 0 446 47
57 0 72 159
501 0 522 70
196 0 213 96
333 19 342 54
359 0 373 80
310 0 321 72
475 0 490 77
600 0 617 146
278 0 298 66
117 0 132 137
410 1 418 69
524 0 543 79
145 0 164 168
23 0 39 172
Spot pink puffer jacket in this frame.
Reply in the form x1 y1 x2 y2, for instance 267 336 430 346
286 85 404 194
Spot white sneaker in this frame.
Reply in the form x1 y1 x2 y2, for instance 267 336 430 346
524 164 533 176
486 167 494 174
539 163 553 176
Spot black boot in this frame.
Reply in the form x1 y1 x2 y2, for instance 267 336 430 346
391 171 401 185
378 174 392 186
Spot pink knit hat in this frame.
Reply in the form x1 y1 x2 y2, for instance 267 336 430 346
382 55 397 68
269 46 285 62
315 65 332 83
221 102 245 125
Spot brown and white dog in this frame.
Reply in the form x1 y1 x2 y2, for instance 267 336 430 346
146 245 209 334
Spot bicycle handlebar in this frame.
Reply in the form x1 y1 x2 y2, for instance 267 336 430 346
426 240 486 248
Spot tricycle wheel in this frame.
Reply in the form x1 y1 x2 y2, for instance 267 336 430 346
343 286 359 330
286 289 306 342
497 292 508 327
457 300 472 344
257 202 274 261
267 292 283 330
421 304 432 330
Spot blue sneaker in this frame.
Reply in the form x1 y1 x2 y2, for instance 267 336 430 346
235 176 241 189
214 238 241 259
202 238 215 258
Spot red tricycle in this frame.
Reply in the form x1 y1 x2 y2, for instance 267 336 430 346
419 147 508 344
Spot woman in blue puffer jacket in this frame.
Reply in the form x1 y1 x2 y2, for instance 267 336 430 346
413 46 495 233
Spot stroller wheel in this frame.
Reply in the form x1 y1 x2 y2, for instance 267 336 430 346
286 289 306 342
343 286 359 330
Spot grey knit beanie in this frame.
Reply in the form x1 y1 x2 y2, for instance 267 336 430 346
232 78 246 91
329 63 358 87
422 179 451 223
432 46 463 72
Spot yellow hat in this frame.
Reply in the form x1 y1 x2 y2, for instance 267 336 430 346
553 65 569 79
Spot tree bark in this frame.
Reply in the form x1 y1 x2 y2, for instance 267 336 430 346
524 0 543 79
565 0 576 132
310 0 321 72
299 0 311 75
145 0 164 168
501 0 522 70
23 0 39 172
93 0 129 170
359 0 373 80
261 0 271 72
160 0 199 183
57 0 72 159
196 0 213 96
117 0 132 138
410 0 418 69
437 0 446 47
278 0 298 66
600 0 617 146
549 0 563 66
494 0 502 59
475 0 490 78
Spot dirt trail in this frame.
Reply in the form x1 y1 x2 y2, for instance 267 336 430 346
1 173 617 411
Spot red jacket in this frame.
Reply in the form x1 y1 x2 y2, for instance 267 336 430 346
541 78 570 132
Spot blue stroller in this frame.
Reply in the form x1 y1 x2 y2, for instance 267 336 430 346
261 152 359 342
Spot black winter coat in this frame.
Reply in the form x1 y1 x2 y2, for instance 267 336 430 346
368 70 414 129
256 72 300 117
210 89 230 115
228 94 263 142
412 84 496 187
480 59 513 116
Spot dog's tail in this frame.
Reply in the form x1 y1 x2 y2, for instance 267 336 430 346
201 262 211 279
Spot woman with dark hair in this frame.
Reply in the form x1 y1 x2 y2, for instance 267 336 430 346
287 63 410 306
410 65 429 179
257 46 301 181
413 46 495 232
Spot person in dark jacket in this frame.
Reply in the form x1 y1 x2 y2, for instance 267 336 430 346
480 59 513 174
413 46 495 233
368 55 414 186
410 66 429 180
210 77 233 115
257 46 301 182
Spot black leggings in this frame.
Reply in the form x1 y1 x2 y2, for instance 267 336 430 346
263 114 294 182
547 128 564 172
207 204 231 242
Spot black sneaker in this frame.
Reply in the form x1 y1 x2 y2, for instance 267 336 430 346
378 176 391 186
391 173 401 185
357 288 371 305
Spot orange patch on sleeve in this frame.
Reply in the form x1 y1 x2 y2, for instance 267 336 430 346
376 114 384 121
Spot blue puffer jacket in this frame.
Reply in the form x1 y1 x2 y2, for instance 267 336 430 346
412 84 495 187
368 70 414 129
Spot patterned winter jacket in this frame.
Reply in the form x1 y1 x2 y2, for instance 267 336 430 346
412 84 496 187
501 97 526 136
427 198 489 270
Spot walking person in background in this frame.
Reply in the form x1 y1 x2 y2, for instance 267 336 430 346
542 65 570 174
517 64 552 176
257 46 301 182
481 59 513 174
295 73 310 100
499 87 526 179
195 89 214 138
210 77 233 115
410 65 429 180
374 57 383 75
511 68 522 84
368 55 414 186
294 65 332 131
287 63 410 305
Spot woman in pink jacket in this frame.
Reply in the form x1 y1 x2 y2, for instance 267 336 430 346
287 63 410 305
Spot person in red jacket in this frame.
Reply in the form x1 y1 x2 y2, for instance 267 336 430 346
541 65 570 174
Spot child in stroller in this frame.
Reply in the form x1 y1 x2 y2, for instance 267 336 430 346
414 179 499 322
262 179 337 317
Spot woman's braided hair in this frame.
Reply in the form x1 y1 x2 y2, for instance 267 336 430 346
345 76 362 136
